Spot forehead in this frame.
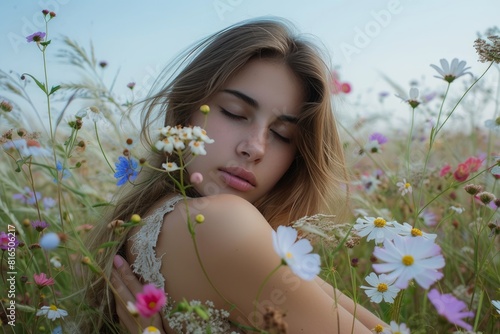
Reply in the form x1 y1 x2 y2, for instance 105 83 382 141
222 58 304 117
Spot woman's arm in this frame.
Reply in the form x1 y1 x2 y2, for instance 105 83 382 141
149 194 383 333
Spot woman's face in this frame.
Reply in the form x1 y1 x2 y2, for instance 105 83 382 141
187 58 304 203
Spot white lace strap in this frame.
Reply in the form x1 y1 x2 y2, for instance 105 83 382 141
130 195 184 289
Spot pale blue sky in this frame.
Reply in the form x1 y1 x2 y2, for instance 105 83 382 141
1 0 499 129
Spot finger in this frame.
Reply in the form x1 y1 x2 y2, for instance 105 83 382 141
112 255 144 295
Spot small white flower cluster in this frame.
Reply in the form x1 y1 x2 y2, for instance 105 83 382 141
154 125 214 172
166 300 238 334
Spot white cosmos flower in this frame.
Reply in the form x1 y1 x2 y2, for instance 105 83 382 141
373 234 445 289
272 226 321 281
396 87 421 109
353 216 399 244
36 305 68 321
360 272 400 304
396 222 437 241
430 58 472 83
387 321 411 334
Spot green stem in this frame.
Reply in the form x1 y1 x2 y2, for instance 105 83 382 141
253 263 283 323
94 122 115 173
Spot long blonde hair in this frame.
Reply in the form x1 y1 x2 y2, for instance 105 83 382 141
80 17 348 332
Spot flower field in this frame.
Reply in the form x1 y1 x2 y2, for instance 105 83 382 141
1 10 499 334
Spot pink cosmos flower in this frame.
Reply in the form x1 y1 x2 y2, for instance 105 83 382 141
135 284 167 318
0 231 19 250
34 273 55 288
439 164 452 177
453 163 470 182
428 289 474 331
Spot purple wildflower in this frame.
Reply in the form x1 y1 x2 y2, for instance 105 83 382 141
31 220 49 232
26 32 46 43
428 289 474 331
0 231 19 250
369 132 388 145
12 187 41 205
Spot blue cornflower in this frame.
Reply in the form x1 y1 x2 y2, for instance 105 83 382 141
114 156 139 186
54 161 71 183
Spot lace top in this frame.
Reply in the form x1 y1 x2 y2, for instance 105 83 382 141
129 195 184 289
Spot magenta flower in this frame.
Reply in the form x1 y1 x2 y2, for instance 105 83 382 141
428 289 474 331
33 273 55 288
0 231 19 251
26 32 46 43
135 284 167 318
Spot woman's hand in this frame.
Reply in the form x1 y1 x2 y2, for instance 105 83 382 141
111 255 166 333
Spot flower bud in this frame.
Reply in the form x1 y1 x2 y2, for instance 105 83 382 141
126 138 133 145
195 214 205 224
0 101 13 112
190 172 203 185
199 105 210 114
49 11 56 18
130 214 141 224
477 191 495 205
42 9 49 15
99 61 108 68
464 184 482 195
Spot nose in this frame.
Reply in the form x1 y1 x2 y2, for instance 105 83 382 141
237 127 266 163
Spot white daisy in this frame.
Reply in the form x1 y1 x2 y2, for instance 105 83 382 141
272 226 321 281
143 326 161 334
36 305 68 321
353 216 399 244
396 178 412 196
430 58 472 83
373 234 445 289
360 272 400 303
396 222 437 241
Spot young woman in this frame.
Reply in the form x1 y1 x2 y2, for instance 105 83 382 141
82 18 386 333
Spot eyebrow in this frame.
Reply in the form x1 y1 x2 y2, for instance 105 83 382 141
222 89 298 124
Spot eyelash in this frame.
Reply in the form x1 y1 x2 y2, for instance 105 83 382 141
220 107 291 144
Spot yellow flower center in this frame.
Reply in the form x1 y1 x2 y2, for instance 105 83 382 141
377 283 388 292
405 182 411 189
49 305 58 311
374 324 384 333
146 326 158 332
148 301 156 309
373 217 386 228
411 228 422 236
402 255 414 266
286 252 293 259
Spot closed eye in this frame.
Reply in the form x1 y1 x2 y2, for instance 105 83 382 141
271 130 291 143
220 107 245 120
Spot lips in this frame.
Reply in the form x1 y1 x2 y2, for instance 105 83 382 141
218 167 257 191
